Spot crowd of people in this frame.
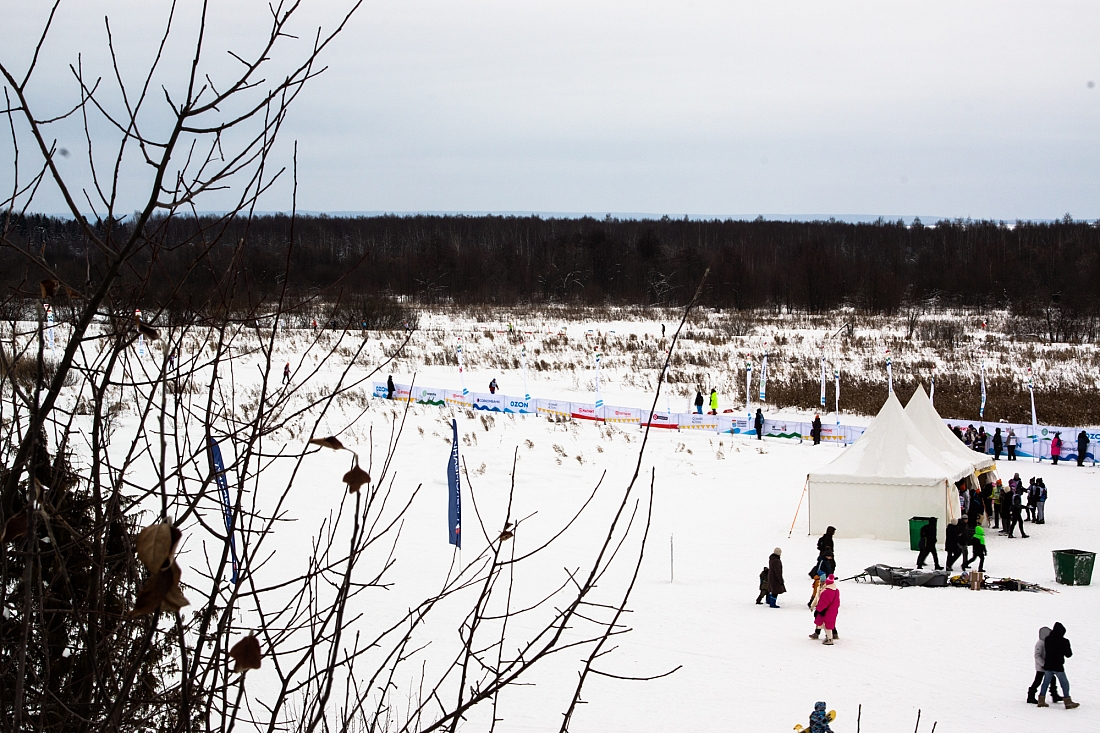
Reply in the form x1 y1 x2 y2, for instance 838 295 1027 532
757 515 1082 710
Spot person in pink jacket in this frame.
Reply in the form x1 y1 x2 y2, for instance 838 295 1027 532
1051 433 1062 465
808 574 840 645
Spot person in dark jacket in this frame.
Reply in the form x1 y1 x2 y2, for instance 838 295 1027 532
694 391 704 414
766 547 785 608
1007 485 1029 538
816 526 836 559
992 427 1003 460
1077 430 1090 467
916 518 942 570
386 374 395 399
754 408 764 440
755 566 769 604
1037 622 1079 708
812 415 823 445
944 517 965 571
1028 626 1062 704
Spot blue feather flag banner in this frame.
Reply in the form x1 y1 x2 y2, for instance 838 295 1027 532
208 437 240 584
447 419 462 549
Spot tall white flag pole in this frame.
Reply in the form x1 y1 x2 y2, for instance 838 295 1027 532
979 355 987 424
886 348 892 395
1029 366 1038 461
758 350 768 403
456 337 468 397
819 344 826 410
521 343 530 400
745 358 753 418
930 364 936 407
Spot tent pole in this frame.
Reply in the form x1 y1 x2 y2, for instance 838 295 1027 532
788 476 809 538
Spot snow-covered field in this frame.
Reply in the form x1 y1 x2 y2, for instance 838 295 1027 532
19 310 1100 730
272 396 1099 732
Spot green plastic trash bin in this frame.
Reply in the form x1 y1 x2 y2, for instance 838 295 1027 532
909 517 932 552
1053 549 1096 586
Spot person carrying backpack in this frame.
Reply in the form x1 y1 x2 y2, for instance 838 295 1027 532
1026 480 1041 522
1036 478 1048 524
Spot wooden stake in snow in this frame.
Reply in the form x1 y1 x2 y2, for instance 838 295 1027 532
670 534 674 583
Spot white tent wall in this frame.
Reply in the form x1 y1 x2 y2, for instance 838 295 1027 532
808 479 958 542
806 393 966 542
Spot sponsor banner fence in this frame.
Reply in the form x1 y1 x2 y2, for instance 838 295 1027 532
536 399 571 418
640 411 678 429
678 413 719 431
502 395 536 414
570 403 603 422
415 386 446 406
604 405 641 424
470 392 507 412
366 383 1098 459
444 389 470 407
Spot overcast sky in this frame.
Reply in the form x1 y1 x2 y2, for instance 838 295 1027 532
4 0 1099 220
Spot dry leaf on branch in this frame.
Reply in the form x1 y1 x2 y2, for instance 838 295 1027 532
128 522 190 617
137 322 160 340
229 635 262 672
64 285 82 299
342 465 370 493
498 530 514 542
39 279 59 298
2 513 29 544
309 436 344 451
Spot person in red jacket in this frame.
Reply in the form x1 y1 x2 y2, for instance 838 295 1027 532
808 574 840 645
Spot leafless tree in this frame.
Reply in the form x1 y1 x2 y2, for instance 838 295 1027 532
0 5 691 730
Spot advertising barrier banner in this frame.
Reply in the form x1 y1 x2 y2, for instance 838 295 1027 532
415 386 446 406
363 383 1096 460
536 399 571 417
640 411 678 429
502 395 536 414
604 405 641 424
570 403 603 422
679 413 719 431
444 389 470 407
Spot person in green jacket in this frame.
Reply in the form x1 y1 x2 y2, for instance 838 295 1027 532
709 388 718 415
963 524 986 573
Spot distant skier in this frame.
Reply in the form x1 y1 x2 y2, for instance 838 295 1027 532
709 388 718 415
283 361 291 385
1051 432 1062 465
387 374 395 400
766 547 785 608
1028 626 1062 705
1037 622 1079 708
1077 430 1089 467
812 414 822 445
808 575 840 644
992 427 1003 460
489 378 498 394
694 391 704 415
1006 427 1018 460
755 566 769 605
754 408 764 440
916 517 942 570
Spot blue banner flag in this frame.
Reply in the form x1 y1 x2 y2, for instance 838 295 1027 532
447 419 462 548
208 437 240 584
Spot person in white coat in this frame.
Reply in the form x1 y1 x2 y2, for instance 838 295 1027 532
1028 626 1062 704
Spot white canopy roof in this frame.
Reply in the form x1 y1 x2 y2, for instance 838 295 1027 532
904 384 995 471
808 392 972 486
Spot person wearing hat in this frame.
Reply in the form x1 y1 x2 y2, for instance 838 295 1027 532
808 574 840 644
766 547 785 608
812 414 823 445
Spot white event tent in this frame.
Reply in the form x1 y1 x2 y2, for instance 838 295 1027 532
807 392 969 541
904 384 995 487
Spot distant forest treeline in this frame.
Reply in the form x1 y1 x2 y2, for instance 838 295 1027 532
4 213 1100 323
